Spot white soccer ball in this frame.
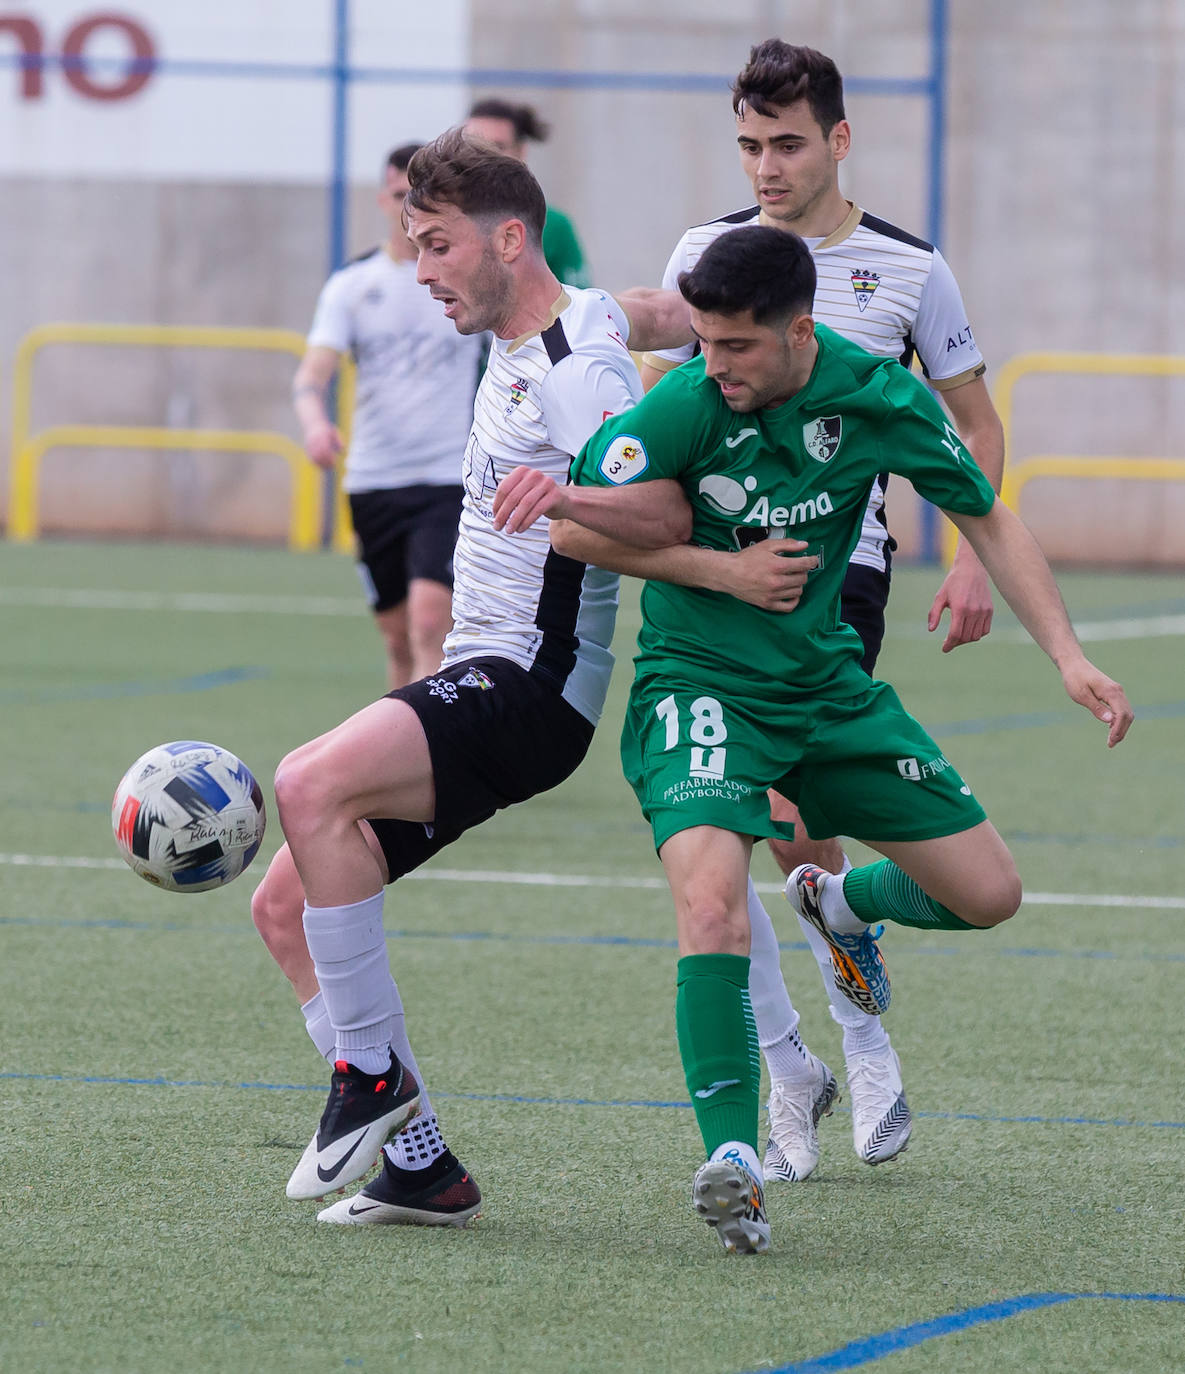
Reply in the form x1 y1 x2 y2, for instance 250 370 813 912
111 741 267 893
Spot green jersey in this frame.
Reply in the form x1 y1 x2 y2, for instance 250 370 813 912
543 205 590 288
569 323 996 702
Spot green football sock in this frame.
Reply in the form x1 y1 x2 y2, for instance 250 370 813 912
675 953 760 1156
843 860 978 931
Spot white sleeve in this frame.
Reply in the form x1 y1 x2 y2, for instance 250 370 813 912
644 233 699 369
306 271 353 354
910 248 986 384
540 353 644 458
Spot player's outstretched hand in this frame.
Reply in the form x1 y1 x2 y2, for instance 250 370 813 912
493 466 567 533
1061 659 1134 747
717 538 819 612
927 559 994 651
304 422 344 468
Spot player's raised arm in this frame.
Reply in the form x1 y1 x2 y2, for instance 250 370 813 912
613 287 694 355
947 498 1134 747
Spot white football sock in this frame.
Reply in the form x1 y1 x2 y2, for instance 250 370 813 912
302 892 396 1075
746 876 810 1068
388 1113 448 1171
383 975 433 1119
710 1139 762 1181
816 859 866 934
299 990 335 1065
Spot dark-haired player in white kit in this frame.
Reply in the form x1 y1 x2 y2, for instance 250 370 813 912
635 40 1008 1184
293 142 483 689
255 128 691 1225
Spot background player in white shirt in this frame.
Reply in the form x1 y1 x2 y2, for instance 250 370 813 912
292 143 483 688
254 129 691 1225
636 41 1008 1184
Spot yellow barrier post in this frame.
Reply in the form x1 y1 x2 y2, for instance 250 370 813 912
7 323 354 549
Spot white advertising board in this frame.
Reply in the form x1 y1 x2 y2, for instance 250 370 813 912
0 0 471 182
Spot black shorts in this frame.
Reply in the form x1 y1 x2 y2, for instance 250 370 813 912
366 656 595 882
840 561 892 675
348 485 463 612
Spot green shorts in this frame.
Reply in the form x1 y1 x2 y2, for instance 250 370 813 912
621 674 987 852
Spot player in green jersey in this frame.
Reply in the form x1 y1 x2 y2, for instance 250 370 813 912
492 225 1132 1256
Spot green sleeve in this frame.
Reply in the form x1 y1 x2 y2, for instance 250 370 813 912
543 207 590 288
878 366 997 516
570 370 711 490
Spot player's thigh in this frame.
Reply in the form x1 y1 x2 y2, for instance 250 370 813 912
869 820 1021 927
405 577 454 641
277 696 435 824
622 678 798 852
786 681 986 845
658 825 753 955
370 657 595 881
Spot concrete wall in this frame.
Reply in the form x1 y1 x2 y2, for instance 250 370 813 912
2 0 1183 560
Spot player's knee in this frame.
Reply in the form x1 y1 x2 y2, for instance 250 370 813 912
956 866 1023 928
250 869 296 946
680 895 749 956
273 748 333 833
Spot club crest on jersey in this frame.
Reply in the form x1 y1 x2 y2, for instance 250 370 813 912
850 268 880 312
803 416 842 463
457 668 495 691
505 376 530 416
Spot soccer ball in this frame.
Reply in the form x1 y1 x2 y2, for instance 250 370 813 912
111 741 267 892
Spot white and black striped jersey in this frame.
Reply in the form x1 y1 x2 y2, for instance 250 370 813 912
307 247 483 492
642 202 986 572
442 288 642 725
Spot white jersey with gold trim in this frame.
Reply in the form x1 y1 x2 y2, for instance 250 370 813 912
643 204 986 572
443 287 642 725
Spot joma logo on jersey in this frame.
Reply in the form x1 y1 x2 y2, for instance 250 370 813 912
897 754 953 782
742 490 834 528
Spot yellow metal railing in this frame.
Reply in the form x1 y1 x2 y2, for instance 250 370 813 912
7 322 355 550
942 351 1185 561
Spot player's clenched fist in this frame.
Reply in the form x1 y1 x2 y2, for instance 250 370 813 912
717 538 820 613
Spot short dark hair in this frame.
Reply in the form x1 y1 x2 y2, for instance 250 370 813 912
678 227 816 327
405 129 547 245
386 142 422 174
467 97 550 144
732 39 845 134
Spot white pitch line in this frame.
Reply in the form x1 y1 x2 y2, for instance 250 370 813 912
896 614 1185 644
2 853 1181 910
0 587 364 616
4 587 1184 641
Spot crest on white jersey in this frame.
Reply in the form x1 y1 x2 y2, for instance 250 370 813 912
803 416 842 463
599 434 649 484
850 268 881 312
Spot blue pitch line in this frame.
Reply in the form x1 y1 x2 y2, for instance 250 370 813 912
748 1292 1185 1374
2 914 1184 964
931 698 1185 737
0 666 267 705
4 1071 1185 1132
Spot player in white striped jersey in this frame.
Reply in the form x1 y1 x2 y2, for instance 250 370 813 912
261 129 692 1222
636 41 1006 1182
